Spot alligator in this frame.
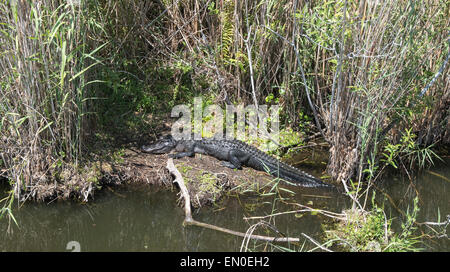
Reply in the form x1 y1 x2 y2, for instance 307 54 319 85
141 135 334 188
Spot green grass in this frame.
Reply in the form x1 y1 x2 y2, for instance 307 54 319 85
324 197 422 252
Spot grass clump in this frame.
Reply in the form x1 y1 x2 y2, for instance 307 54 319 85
324 197 421 252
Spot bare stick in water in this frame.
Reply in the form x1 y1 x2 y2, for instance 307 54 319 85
166 158 300 243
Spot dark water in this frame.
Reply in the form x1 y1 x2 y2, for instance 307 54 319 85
0 159 448 252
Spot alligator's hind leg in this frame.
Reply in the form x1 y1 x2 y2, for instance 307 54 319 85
224 149 251 170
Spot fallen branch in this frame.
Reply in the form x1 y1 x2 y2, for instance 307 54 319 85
166 158 193 223
166 158 300 243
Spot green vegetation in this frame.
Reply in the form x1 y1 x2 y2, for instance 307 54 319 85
324 197 421 252
0 0 104 205
0 0 448 251
175 162 227 207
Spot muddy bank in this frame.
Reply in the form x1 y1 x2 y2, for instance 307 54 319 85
1 138 332 206
101 148 274 207
2 123 333 205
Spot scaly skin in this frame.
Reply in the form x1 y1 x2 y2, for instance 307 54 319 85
142 135 334 188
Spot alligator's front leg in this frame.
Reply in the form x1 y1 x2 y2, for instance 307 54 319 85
221 161 239 169
169 151 195 159
169 141 196 159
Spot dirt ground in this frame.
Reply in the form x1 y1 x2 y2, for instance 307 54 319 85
101 147 275 207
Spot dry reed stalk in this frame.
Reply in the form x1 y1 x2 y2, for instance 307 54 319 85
0 0 98 201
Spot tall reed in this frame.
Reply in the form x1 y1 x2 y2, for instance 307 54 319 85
315 0 448 184
153 0 448 183
0 0 447 204
0 0 100 201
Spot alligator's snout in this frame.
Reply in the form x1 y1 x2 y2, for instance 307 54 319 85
141 144 156 153
140 143 172 154
141 135 176 154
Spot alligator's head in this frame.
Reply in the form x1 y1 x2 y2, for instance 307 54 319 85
141 135 177 154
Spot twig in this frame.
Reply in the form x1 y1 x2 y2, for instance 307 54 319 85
240 221 286 252
341 178 364 211
244 209 313 220
244 204 346 221
301 233 333 252
417 214 450 227
243 25 258 110
165 158 300 243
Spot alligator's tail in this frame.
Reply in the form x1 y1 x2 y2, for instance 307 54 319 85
266 161 335 189
280 171 334 188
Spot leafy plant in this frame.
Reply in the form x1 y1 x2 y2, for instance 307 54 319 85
325 196 422 252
